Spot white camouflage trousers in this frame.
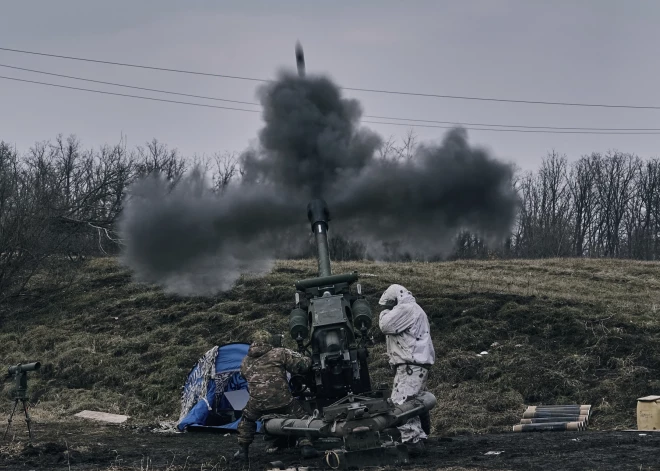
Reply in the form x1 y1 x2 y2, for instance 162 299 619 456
391 364 428 443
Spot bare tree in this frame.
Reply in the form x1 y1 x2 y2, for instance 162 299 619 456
394 129 418 161
569 154 598 256
212 151 242 193
135 139 187 186
377 135 398 161
537 151 571 256
377 130 418 162
634 159 660 259
593 152 640 257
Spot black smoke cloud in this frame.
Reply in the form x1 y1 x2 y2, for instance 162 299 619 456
119 169 305 295
119 71 518 295
241 73 381 196
329 128 518 257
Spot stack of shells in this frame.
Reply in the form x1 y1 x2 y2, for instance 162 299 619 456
513 405 591 432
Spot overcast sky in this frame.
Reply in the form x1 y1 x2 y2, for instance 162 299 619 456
0 0 658 171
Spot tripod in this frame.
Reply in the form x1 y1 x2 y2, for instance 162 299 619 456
3 396 33 440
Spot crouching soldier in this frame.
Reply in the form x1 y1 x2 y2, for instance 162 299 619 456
378 284 435 457
234 330 318 461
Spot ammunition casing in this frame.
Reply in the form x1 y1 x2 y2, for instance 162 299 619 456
520 416 588 424
513 421 585 432
522 410 589 419
526 405 590 413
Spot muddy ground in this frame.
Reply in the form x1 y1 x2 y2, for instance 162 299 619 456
1 420 659 471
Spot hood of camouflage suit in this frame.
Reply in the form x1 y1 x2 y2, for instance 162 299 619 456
247 342 273 358
378 284 415 306
248 329 275 357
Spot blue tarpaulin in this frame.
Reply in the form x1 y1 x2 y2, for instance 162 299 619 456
177 343 262 432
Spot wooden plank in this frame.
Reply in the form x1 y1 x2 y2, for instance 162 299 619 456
74 410 130 424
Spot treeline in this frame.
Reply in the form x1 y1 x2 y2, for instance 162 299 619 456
1 133 659 298
511 150 660 260
451 150 660 260
0 135 236 298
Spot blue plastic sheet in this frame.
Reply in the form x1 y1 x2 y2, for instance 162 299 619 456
177 343 260 432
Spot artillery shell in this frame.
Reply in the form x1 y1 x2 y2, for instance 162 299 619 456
295 41 305 77
526 405 590 412
524 407 590 413
513 421 585 432
527 404 591 409
520 416 588 424
523 410 590 419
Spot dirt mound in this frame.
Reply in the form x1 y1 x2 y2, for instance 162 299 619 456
1 257 659 436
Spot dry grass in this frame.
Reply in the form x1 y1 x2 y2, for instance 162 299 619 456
1 257 659 435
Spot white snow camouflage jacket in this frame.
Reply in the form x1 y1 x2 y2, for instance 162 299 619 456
378 284 435 367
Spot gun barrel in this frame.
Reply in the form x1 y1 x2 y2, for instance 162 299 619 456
307 199 332 277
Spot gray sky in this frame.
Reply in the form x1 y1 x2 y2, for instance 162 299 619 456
0 0 658 171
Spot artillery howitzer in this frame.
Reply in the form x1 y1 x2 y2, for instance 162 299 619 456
261 198 436 468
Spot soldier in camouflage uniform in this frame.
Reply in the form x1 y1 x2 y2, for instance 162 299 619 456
233 330 318 461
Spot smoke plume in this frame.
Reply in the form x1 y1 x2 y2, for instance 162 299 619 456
241 72 381 196
329 127 518 257
119 169 304 295
119 70 518 295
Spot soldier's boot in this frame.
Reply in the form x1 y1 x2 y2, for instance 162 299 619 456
420 411 431 435
298 438 319 460
233 444 250 461
405 440 426 458
266 436 292 453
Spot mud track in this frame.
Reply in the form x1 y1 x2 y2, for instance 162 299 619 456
1 421 659 470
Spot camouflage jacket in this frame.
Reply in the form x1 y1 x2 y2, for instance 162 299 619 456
240 343 312 411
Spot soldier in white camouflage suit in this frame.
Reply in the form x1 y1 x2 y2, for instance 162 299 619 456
378 284 435 457
233 330 318 461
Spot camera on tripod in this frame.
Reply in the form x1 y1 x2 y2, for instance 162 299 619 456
4 361 41 441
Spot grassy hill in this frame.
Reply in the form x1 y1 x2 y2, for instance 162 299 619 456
1 257 659 435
